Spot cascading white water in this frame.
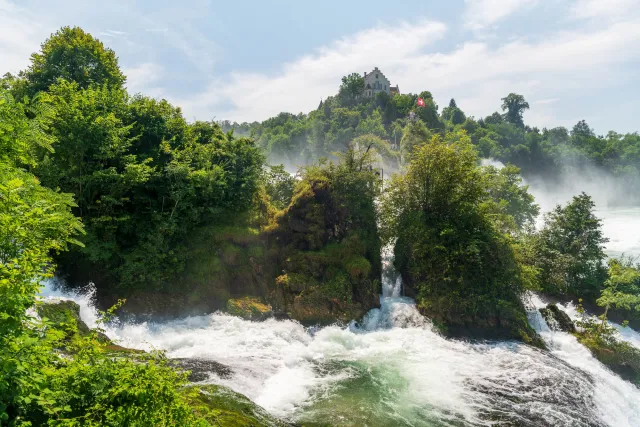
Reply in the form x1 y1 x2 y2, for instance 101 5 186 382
41 242 640 426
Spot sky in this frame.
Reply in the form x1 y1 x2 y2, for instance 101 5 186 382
1 0 640 134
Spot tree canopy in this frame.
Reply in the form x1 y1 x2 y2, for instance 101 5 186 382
17 26 126 98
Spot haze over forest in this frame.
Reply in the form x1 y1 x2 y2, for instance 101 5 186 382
2 1 640 426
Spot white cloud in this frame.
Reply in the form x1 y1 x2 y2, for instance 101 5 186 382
178 12 640 132
570 0 637 20
177 20 448 121
123 62 164 95
463 0 539 30
534 98 560 105
0 0 48 74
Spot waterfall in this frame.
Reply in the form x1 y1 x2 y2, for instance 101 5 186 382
39 247 640 426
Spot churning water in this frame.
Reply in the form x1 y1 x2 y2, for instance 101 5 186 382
41 240 640 426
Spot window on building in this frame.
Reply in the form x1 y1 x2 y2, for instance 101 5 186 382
376 74 379 79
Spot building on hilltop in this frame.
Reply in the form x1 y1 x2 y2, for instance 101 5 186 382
363 67 399 97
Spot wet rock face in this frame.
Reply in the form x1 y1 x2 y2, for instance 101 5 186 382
37 300 90 335
226 297 273 321
170 358 233 383
181 384 291 427
539 304 576 333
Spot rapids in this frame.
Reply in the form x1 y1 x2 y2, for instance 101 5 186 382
41 243 640 426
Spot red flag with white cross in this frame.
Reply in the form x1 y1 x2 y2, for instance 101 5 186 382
417 98 425 107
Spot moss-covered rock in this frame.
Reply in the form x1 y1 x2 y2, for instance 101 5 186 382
37 299 143 355
86 156 382 327
182 384 290 427
576 333 640 385
171 358 233 382
37 299 90 337
265 163 382 325
539 303 576 333
98 224 274 319
226 297 272 320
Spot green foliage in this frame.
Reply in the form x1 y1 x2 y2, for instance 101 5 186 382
0 88 84 338
400 120 431 162
182 384 286 427
533 193 609 299
501 93 530 128
381 130 541 343
32 80 264 291
0 90 55 167
268 147 383 324
1 304 207 426
264 165 295 210
351 134 400 171
482 164 540 231
0 79 206 426
598 258 640 312
18 26 125 98
339 73 365 104
574 301 640 385
355 109 387 138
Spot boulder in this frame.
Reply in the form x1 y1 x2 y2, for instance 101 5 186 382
181 384 291 427
171 358 233 383
226 297 273 321
539 304 576 333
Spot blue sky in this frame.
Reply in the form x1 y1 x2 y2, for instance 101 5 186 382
2 0 640 134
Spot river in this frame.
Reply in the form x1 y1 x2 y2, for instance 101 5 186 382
40 173 640 426
41 228 640 426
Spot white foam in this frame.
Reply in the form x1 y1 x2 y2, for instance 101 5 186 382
38 250 640 425
530 295 640 426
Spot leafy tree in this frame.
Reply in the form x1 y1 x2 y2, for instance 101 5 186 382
400 120 431 161
31 79 264 292
597 258 640 329
484 112 504 125
483 164 540 231
534 193 609 299
355 109 386 138
265 164 295 210
351 134 399 171
18 26 125 98
0 90 55 167
501 93 530 127
338 72 365 103
442 103 466 126
381 131 540 343
450 108 466 125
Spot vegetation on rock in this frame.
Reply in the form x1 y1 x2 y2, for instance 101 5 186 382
226 297 273 321
533 193 609 301
4 24 640 425
267 147 383 324
182 385 288 427
380 131 542 344
539 304 576 333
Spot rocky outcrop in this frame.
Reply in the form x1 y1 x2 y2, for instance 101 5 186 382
171 358 233 383
181 384 290 427
95 225 275 320
539 304 576 333
265 176 381 326
577 333 640 386
226 297 273 321
37 299 90 335
37 301 291 425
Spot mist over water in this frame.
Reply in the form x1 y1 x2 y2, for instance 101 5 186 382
41 246 640 426
36 161 640 426
482 158 640 259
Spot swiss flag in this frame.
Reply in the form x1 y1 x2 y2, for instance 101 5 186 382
417 98 425 107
